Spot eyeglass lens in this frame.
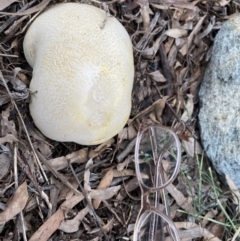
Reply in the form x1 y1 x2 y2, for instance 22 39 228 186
135 210 179 241
137 127 179 189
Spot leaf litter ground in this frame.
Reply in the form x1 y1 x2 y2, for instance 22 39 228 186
1 0 240 240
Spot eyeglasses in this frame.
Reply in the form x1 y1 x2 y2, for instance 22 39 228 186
133 125 181 241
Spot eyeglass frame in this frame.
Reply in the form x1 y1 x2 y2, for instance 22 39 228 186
133 125 181 241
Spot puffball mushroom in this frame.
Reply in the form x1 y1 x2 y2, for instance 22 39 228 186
24 3 134 145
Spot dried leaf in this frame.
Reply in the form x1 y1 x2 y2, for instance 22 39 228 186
165 29 188 38
36 186 120 240
207 211 225 239
182 137 203 157
167 44 178 68
93 168 114 209
117 158 131 172
115 177 139 203
219 0 230 6
102 218 114 232
29 208 65 241
45 148 88 171
0 88 10 105
225 174 240 210
175 222 221 241
118 125 137 140
0 0 51 16
118 128 128 140
90 186 121 200
129 98 170 125
0 153 10 179
113 169 136 177
201 209 218 227
140 3 151 31
34 141 51 157
58 206 90 233
181 94 194 122
0 134 18 144
0 107 17 137
166 184 197 214
180 15 207 56
84 159 93 192
1 73 29 100
175 221 198 229
0 182 28 225
89 138 114 159
198 16 215 39
150 1 200 11
0 0 18 11
154 95 169 122
148 70 166 82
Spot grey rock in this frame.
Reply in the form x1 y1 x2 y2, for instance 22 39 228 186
199 15 240 187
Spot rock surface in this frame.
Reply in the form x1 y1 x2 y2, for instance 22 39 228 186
199 15 240 187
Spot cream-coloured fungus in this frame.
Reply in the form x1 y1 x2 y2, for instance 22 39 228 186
24 3 134 145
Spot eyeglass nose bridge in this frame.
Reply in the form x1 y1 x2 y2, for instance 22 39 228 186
135 126 181 191
141 190 166 213
137 163 180 191
135 186 181 241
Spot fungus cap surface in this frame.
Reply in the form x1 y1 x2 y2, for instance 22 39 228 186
24 3 134 145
